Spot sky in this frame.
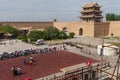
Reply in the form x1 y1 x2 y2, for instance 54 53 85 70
0 0 119 21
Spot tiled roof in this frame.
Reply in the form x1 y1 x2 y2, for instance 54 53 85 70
82 3 100 8
81 10 102 13
80 15 103 18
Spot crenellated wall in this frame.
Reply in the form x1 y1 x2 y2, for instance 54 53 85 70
0 21 53 30
0 21 120 37
54 21 95 37
54 21 120 37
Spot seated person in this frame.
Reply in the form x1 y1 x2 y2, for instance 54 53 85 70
17 67 22 75
11 67 18 76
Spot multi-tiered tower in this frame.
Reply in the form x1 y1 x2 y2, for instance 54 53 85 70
80 3 103 22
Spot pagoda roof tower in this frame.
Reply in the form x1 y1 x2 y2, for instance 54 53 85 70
79 3 103 22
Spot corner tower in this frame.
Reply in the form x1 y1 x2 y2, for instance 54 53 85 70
80 3 103 22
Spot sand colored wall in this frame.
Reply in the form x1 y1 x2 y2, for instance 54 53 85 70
94 22 110 37
0 22 53 30
0 21 120 37
54 21 95 37
108 21 120 37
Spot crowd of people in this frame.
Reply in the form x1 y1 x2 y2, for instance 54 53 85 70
7 44 66 79
0 44 66 60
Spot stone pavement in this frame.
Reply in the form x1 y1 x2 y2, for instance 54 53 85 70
0 39 48 53
0 37 120 80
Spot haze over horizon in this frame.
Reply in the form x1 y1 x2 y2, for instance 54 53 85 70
0 0 119 21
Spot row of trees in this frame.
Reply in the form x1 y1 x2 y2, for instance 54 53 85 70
0 25 75 42
29 26 75 42
106 13 120 21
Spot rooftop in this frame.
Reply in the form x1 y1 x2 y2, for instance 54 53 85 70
82 3 101 8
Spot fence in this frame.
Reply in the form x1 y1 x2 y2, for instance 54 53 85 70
48 62 110 80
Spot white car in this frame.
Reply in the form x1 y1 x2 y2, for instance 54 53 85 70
35 39 44 45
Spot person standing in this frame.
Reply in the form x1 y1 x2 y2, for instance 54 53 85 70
29 59 33 66
23 59 27 65
29 56 34 62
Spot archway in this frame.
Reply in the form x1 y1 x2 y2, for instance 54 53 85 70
79 28 83 36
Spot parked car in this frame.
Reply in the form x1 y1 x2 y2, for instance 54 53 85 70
35 39 44 45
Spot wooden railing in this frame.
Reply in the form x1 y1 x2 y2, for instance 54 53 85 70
48 62 110 80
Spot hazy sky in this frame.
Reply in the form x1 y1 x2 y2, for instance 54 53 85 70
0 0 119 21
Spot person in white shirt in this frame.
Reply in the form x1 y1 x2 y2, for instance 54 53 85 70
29 56 34 62
17 67 21 75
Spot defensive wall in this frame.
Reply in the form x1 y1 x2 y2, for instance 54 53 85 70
94 22 110 37
54 21 95 37
0 21 53 31
94 21 120 37
54 21 120 37
0 21 120 37
108 21 120 36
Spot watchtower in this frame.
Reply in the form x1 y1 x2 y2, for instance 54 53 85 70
80 3 103 22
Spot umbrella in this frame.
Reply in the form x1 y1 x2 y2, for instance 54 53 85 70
4 33 12 37
24 77 32 80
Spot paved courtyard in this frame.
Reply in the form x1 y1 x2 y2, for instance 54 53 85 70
0 51 97 80
0 37 119 80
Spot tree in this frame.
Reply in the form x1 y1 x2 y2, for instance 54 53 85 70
19 33 28 42
57 31 67 39
69 32 75 38
0 25 18 38
106 13 111 21
29 30 43 41
106 13 120 21
42 26 59 40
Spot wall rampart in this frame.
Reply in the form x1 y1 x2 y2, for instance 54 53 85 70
0 21 53 30
54 21 95 37
108 21 120 36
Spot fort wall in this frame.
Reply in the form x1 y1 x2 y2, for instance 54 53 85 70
0 21 53 30
108 21 120 36
0 21 120 37
54 21 94 37
94 22 110 37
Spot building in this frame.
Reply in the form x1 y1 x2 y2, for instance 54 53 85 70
80 3 103 22
0 2 120 37
54 3 120 37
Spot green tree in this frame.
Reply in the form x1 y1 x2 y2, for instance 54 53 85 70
106 13 120 21
57 31 67 39
111 13 115 21
18 33 28 42
0 25 18 38
29 30 43 41
69 32 75 38
106 13 111 21
43 26 59 40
